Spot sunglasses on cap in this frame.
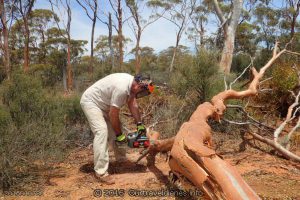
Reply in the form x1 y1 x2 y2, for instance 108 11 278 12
136 82 155 99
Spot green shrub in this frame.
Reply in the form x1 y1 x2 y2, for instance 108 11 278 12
2 72 45 127
231 54 252 76
170 49 223 102
0 72 89 190
271 62 298 92
62 95 86 125
0 105 12 133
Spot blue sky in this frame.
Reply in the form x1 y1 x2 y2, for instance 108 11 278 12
34 0 196 58
34 0 285 57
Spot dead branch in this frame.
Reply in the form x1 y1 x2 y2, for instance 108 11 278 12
229 55 253 89
212 40 300 162
274 90 300 142
139 41 300 199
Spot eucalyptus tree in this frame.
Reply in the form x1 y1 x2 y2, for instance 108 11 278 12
149 0 196 72
212 0 244 74
253 2 281 51
125 0 165 74
108 0 126 68
94 34 130 62
15 0 35 72
281 0 300 38
187 0 210 52
49 0 73 93
0 0 17 80
29 9 57 63
75 0 98 74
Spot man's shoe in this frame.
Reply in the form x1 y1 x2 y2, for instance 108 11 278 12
95 172 115 185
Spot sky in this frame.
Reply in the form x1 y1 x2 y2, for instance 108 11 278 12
34 0 284 58
34 0 197 58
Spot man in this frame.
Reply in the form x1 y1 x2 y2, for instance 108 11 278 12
80 73 154 185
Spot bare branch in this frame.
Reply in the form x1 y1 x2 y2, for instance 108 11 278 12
230 56 253 89
75 0 93 20
226 104 276 131
259 77 273 85
286 117 300 149
49 0 66 39
212 0 226 26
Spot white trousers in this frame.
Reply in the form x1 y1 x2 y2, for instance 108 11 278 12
80 102 122 175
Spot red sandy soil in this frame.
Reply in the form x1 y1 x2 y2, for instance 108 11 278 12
1 141 300 200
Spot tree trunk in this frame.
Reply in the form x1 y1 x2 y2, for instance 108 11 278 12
108 12 114 70
169 48 177 72
3 24 10 79
67 39 73 92
213 0 243 74
89 19 96 74
40 27 46 64
288 0 300 38
219 28 235 74
62 63 67 92
138 42 300 199
169 35 180 72
89 1 97 75
117 0 123 69
199 19 205 50
0 0 11 80
135 29 141 74
23 18 30 73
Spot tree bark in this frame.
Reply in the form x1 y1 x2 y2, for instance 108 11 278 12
289 0 300 38
169 32 181 72
62 61 67 92
168 6 187 72
67 39 73 92
135 28 141 74
108 12 114 70
117 0 123 69
89 0 98 75
169 47 177 72
219 27 235 73
89 17 96 74
0 0 11 80
39 24 47 64
17 0 35 73
23 18 30 72
66 0 72 92
213 0 243 74
141 41 300 198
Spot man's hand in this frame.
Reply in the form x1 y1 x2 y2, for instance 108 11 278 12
137 122 146 135
116 133 127 144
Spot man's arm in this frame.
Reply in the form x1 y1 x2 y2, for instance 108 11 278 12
127 96 141 124
109 106 122 135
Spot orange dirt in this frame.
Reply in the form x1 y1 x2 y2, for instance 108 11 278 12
1 142 300 200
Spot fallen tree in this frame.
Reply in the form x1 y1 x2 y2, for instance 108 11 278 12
138 40 300 199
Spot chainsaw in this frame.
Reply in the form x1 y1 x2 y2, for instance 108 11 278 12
127 131 150 148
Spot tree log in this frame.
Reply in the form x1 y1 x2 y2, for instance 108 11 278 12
139 41 300 199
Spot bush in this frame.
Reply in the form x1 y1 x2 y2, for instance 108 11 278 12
0 105 12 133
170 49 223 102
62 95 86 125
0 72 88 190
271 61 298 92
132 49 225 138
2 72 46 127
231 54 252 76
